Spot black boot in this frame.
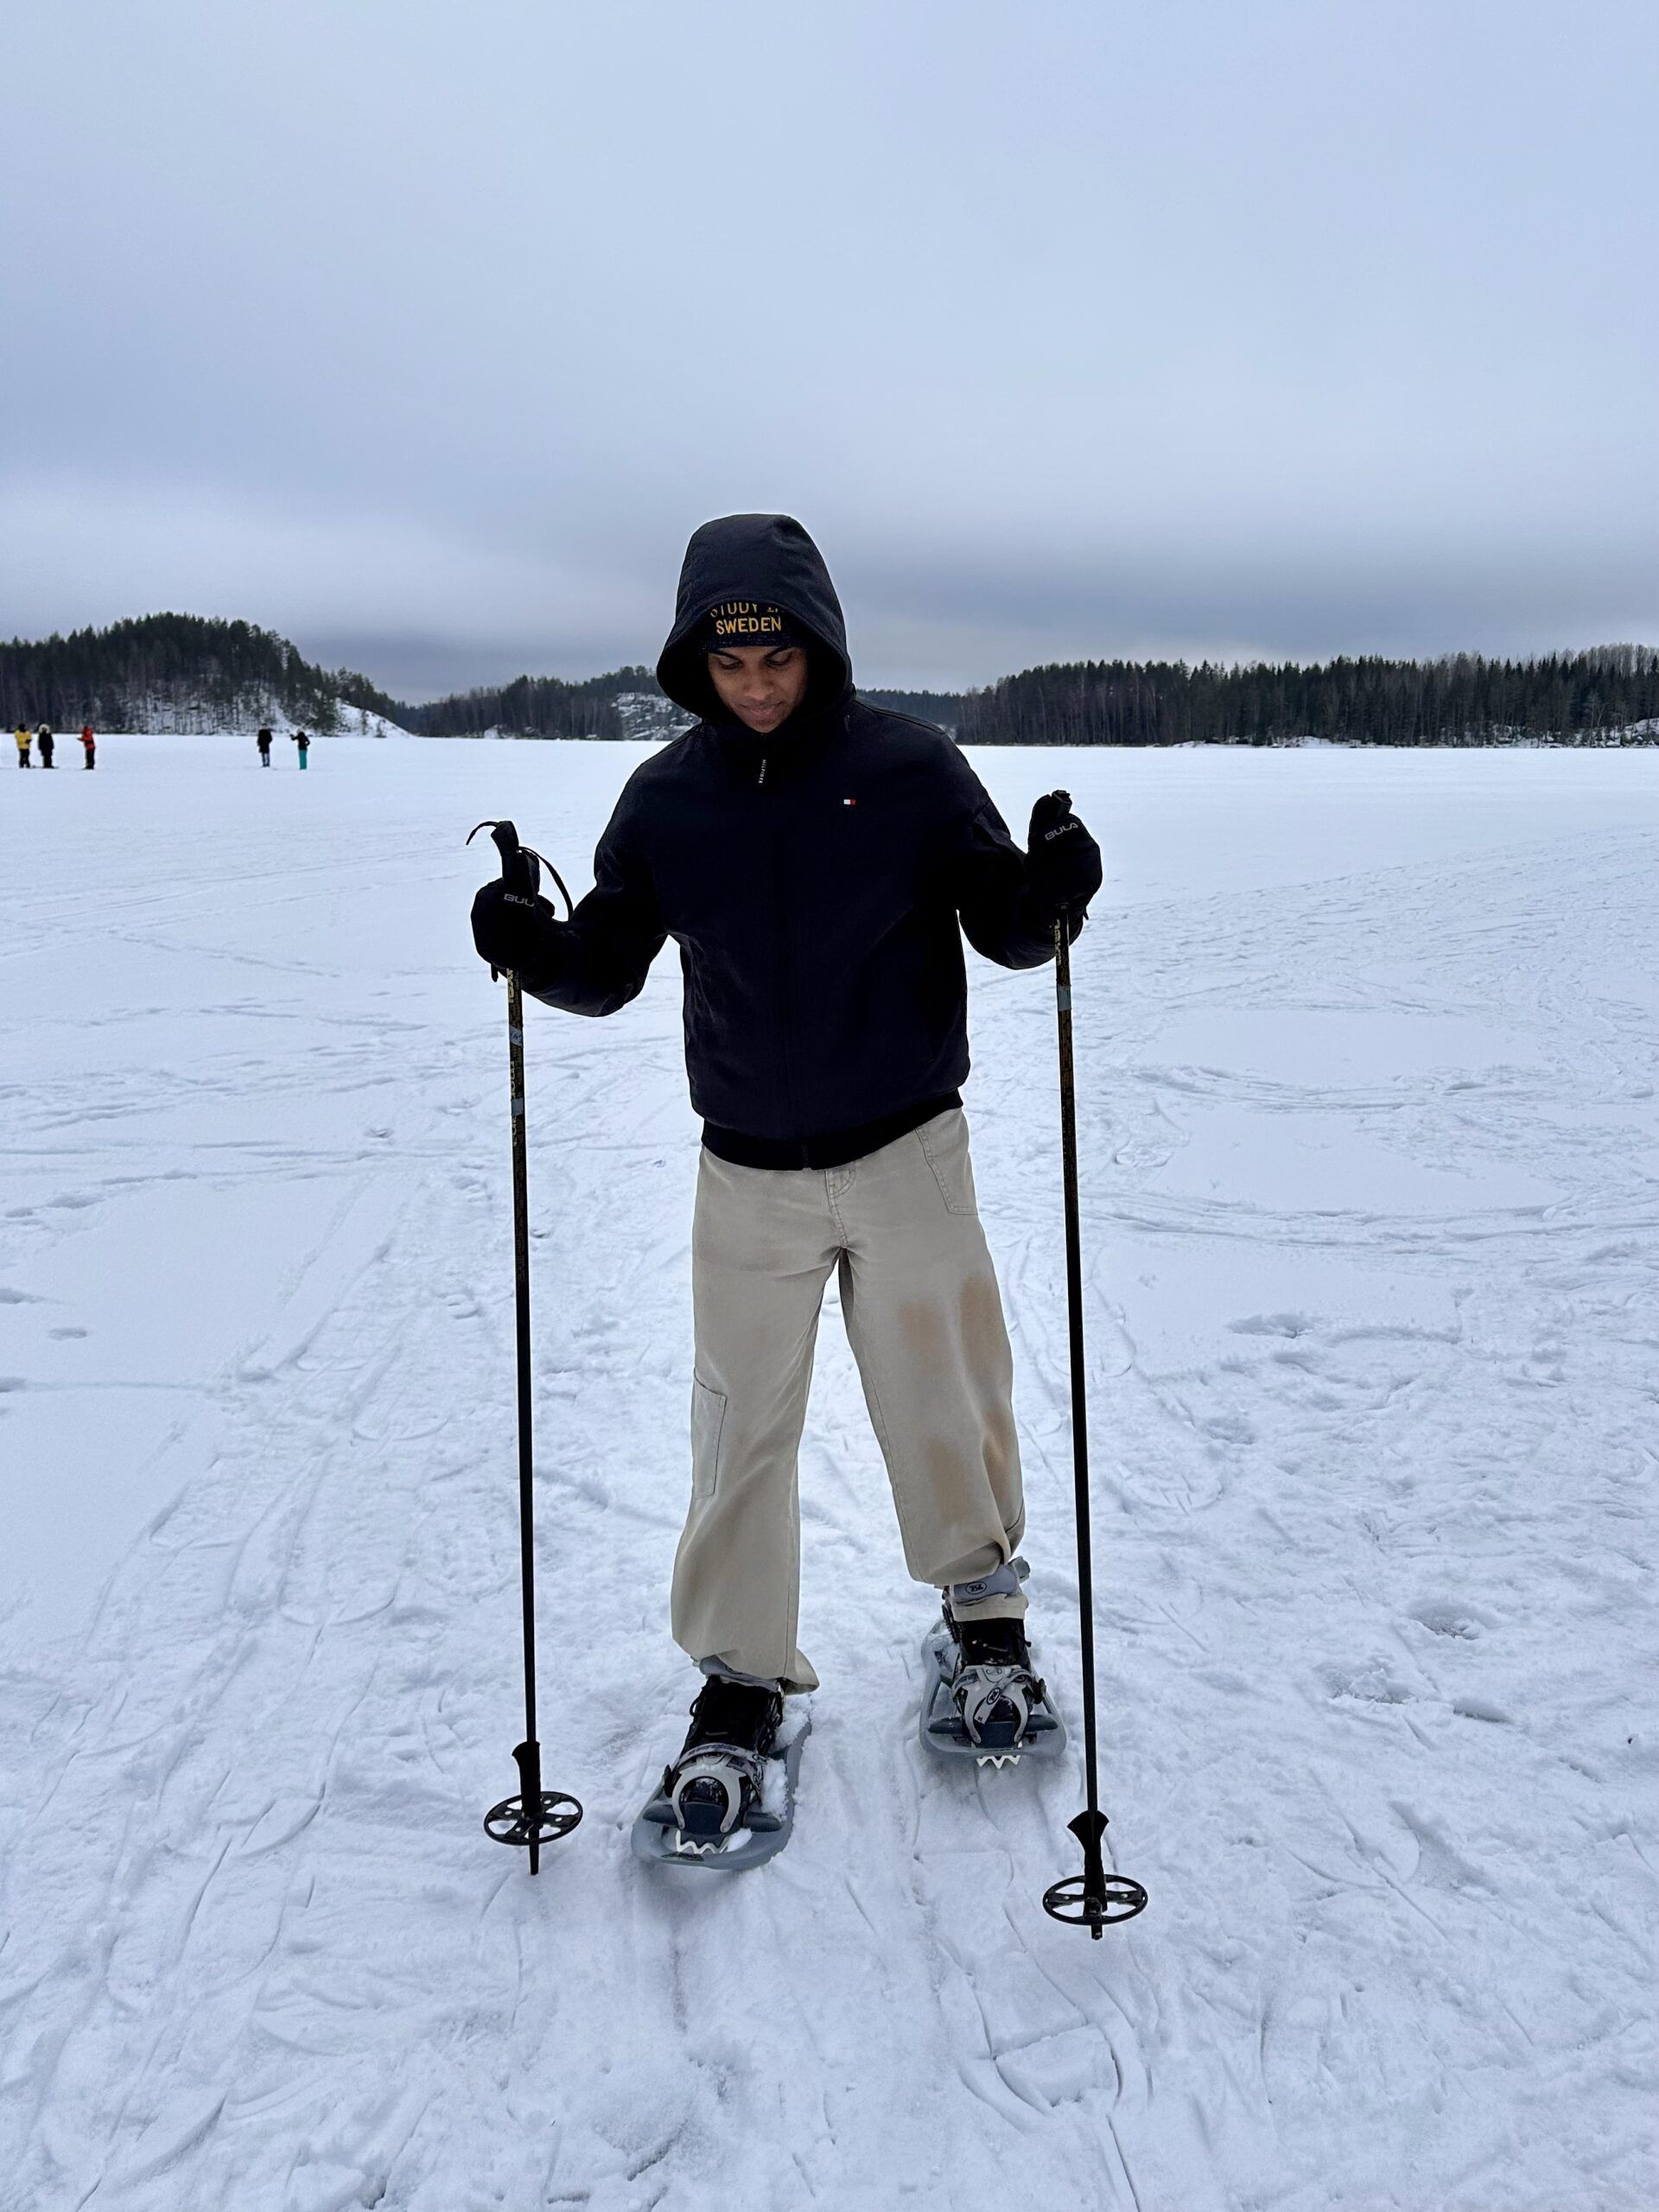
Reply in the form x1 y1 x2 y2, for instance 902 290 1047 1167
664 1675 784 1840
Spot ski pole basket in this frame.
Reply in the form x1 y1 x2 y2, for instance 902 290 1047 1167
485 1740 583 1861
1042 1811 1147 1936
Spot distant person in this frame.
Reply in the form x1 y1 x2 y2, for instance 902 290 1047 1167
14 723 31 767
38 725 54 767
292 729 310 770
257 727 273 766
79 726 96 769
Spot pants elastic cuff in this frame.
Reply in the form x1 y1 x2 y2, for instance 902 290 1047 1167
947 1591 1027 1622
699 1654 817 1695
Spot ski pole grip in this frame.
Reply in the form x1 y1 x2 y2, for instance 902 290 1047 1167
489 818 541 901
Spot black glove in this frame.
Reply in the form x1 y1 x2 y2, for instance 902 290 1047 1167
471 878 563 979
1027 790 1103 912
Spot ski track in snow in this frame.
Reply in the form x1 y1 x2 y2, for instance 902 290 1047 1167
1 737 1655 2210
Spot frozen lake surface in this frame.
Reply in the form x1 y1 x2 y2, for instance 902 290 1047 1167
2 735 1656 2209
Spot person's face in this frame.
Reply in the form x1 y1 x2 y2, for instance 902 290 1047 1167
706 644 810 734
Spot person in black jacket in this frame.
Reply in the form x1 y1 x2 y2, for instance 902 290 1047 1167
473 516 1102 1812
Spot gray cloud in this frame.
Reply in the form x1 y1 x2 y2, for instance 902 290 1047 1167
5 0 1656 694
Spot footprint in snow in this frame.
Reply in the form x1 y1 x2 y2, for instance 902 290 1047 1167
1229 1310 1318 1338
1321 1656 1414 1707
1407 1597 1496 1640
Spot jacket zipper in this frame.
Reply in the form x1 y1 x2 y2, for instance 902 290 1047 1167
758 759 803 1147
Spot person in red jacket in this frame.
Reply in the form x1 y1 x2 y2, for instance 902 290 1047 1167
79 727 96 769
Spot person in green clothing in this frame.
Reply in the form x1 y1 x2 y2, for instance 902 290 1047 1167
292 730 310 769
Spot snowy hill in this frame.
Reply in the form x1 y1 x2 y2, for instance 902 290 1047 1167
0 613 404 737
81 701 408 740
612 689 696 742
1 738 1655 2209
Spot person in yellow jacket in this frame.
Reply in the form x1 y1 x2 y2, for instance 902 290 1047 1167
13 724 30 767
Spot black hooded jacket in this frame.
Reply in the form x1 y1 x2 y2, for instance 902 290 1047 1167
514 514 1083 1168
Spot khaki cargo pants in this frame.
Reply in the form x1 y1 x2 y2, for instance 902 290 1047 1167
671 1108 1026 1693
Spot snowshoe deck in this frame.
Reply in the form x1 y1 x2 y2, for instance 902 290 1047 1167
631 1707 810 1873
920 1622 1067 1767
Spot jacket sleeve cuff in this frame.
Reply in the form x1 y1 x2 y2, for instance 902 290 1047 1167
511 918 570 999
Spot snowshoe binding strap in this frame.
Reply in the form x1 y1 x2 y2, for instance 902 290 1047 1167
668 1745 764 1841
941 1607 1052 1754
955 1663 1034 1752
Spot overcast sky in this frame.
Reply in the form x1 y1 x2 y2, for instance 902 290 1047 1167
5 0 1656 697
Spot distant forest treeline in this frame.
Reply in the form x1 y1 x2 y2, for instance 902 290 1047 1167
398 668 661 739
957 648 1659 747
3 615 1657 747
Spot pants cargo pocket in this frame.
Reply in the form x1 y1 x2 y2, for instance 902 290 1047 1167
917 1111 979 1217
690 1374 728 1502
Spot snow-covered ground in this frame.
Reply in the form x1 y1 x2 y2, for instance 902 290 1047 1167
2 734 1655 2210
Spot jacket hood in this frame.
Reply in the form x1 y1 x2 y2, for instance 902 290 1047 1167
656 513 851 723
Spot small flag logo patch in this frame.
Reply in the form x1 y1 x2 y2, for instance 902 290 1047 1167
843 798 856 807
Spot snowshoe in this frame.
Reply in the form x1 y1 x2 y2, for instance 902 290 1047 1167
922 1602 1066 1768
632 1675 810 1872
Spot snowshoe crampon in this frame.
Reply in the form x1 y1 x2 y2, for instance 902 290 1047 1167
921 1612 1066 1770
632 1682 810 1874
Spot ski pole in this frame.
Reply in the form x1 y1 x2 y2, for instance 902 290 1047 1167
468 818 582 1873
1041 884 1147 1939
